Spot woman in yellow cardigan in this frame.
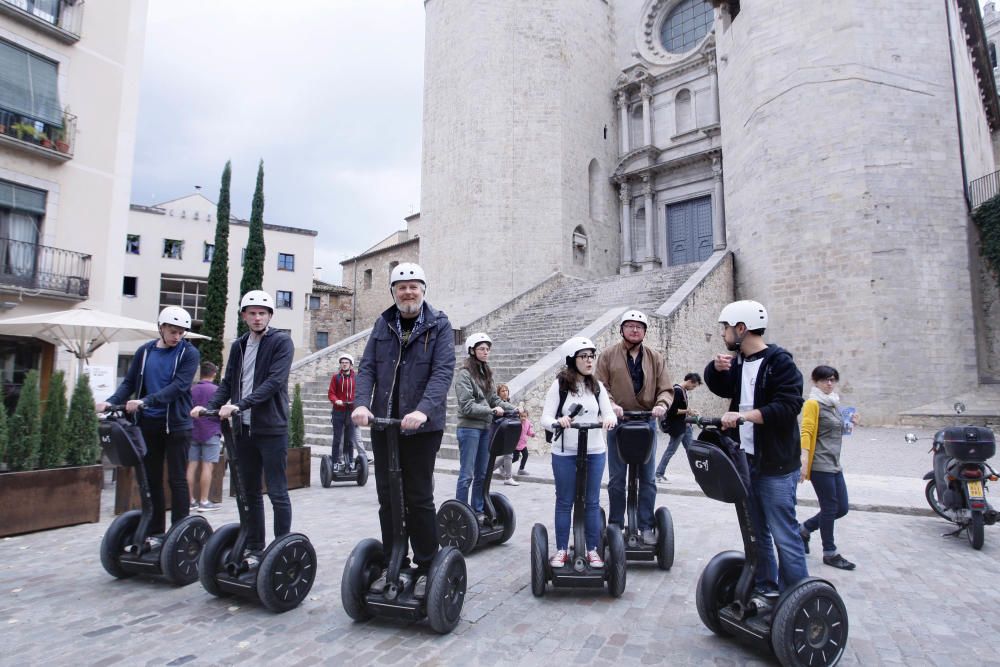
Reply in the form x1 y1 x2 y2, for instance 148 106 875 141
798 365 859 571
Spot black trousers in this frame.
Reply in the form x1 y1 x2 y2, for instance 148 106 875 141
235 431 292 551
371 429 442 570
139 419 190 535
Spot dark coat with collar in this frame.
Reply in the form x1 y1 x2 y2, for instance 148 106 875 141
354 301 455 432
703 344 804 476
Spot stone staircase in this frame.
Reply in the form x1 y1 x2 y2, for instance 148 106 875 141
297 265 698 459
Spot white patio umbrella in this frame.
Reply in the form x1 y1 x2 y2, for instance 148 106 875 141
0 307 210 374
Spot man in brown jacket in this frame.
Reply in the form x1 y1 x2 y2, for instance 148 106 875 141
596 310 673 545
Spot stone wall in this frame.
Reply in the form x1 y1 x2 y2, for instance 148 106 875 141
304 289 353 354
288 329 373 390
340 239 419 335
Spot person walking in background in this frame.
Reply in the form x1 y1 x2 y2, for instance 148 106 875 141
511 407 536 476
799 365 859 571
596 310 673 546
455 334 516 516
491 383 518 486
543 337 617 569
655 372 702 482
328 352 358 469
187 361 222 512
704 300 807 596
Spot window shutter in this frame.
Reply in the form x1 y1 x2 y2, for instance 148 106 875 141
0 40 62 126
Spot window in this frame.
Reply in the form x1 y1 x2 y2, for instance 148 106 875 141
203 243 214 263
0 39 63 127
660 0 714 54
276 290 293 308
126 234 140 254
163 239 183 259
308 295 321 310
16 1 61 26
278 253 295 271
388 260 399 272
675 89 694 134
315 331 329 349
572 225 588 267
629 104 643 150
122 276 137 297
991 42 998 70
363 269 373 289
159 276 208 326
0 180 45 280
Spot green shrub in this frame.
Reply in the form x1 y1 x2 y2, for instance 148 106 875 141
38 370 68 469
289 383 305 448
973 194 1000 290
65 374 100 466
7 370 42 471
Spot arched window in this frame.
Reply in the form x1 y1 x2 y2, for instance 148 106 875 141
572 225 588 267
633 204 646 258
363 269 372 289
588 159 603 221
660 0 714 54
388 260 399 272
629 104 644 150
675 88 693 134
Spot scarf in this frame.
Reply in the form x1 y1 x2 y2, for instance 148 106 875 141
809 385 839 408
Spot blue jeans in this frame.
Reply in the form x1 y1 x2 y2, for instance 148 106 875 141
748 467 809 592
456 426 491 512
655 427 692 477
803 470 849 556
607 418 657 530
551 451 606 551
235 431 291 551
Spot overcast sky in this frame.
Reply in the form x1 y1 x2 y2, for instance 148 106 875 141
130 1 425 286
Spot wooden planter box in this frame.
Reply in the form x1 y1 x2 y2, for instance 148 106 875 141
0 465 103 537
230 446 311 496
114 452 226 515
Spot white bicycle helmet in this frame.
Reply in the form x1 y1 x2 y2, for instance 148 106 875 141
718 300 768 330
564 336 597 367
619 309 649 331
389 263 426 292
338 353 355 365
240 290 274 313
157 306 192 330
466 332 493 355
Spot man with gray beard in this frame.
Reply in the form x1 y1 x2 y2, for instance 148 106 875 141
352 263 455 597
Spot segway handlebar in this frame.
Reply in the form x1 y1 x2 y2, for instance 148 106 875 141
621 410 653 421
685 415 745 427
494 409 520 421
552 403 584 441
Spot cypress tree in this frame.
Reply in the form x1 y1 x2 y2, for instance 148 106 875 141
289 383 305 448
65 374 100 466
238 159 266 337
7 370 41 470
200 161 232 368
38 370 68 468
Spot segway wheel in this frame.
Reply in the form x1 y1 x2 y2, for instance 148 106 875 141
256 533 316 613
530 523 549 597
320 455 334 488
605 523 627 598
436 499 480 554
356 455 369 487
771 579 848 667
100 510 141 579
490 492 516 544
341 538 384 622
968 511 985 550
924 480 950 521
598 507 608 553
426 546 466 634
695 550 744 636
160 515 213 586
199 522 240 597
654 507 675 571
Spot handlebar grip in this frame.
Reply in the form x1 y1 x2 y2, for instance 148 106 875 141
622 411 653 419
685 416 745 426
199 409 220 417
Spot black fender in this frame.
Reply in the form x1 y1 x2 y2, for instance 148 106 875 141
922 471 934 481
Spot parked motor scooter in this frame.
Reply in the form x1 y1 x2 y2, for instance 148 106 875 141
905 402 999 550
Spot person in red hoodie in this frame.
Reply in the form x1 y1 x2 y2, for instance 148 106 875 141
328 353 358 469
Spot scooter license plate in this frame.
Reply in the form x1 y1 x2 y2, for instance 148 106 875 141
967 480 984 499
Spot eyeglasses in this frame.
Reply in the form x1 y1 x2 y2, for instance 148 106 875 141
575 353 596 360
622 324 645 331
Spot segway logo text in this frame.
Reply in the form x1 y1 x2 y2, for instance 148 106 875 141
695 459 709 471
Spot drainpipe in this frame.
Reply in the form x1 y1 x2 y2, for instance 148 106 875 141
351 257 358 335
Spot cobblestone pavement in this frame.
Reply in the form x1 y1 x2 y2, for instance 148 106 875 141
2 457 999 666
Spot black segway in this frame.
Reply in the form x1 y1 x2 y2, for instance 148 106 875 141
196 410 316 613
686 417 848 666
436 410 520 554
320 406 369 487
341 418 467 634
531 405 626 598
99 406 213 585
616 411 674 569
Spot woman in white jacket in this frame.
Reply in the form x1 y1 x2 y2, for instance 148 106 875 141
542 337 617 569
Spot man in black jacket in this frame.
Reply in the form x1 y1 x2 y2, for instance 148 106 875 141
704 300 807 595
191 290 294 554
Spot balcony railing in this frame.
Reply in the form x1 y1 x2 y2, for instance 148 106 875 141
0 0 84 42
0 107 76 160
0 238 91 298
970 169 1000 209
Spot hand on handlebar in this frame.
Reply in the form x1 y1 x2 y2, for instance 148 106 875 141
352 406 373 427
651 405 666 419
603 415 618 430
612 404 624 419
95 401 110 413
556 415 572 429
400 410 427 432
492 406 505 416
721 411 744 429
125 399 144 415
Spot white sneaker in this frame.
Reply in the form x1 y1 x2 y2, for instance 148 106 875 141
587 549 604 568
549 549 568 568
504 477 519 486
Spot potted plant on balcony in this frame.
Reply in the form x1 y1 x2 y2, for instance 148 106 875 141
53 109 70 153
39 132 52 149
0 371 103 537
12 122 39 144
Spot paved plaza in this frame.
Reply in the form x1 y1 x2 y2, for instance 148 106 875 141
3 426 1000 666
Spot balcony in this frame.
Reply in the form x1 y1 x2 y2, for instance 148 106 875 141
0 107 76 161
0 0 84 43
0 238 91 299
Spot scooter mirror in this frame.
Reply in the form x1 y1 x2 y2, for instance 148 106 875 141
954 401 966 415
904 433 919 444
